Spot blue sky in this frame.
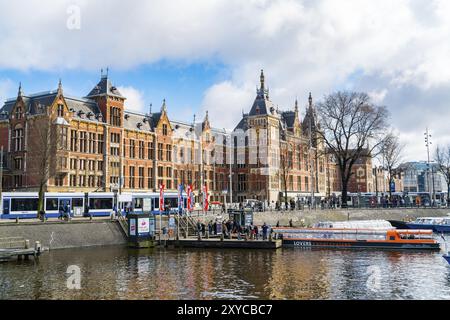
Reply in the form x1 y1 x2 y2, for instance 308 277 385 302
1 62 228 120
2 0 450 161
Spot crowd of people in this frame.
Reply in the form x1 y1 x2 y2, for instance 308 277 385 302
197 219 272 240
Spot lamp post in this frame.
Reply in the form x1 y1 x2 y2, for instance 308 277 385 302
424 128 435 206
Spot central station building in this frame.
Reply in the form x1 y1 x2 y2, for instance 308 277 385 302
0 70 377 205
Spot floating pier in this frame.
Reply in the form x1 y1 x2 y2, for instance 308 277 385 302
167 237 282 249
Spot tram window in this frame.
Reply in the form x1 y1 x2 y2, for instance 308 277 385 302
72 198 83 208
155 197 160 209
133 198 143 209
11 198 38 212
89 198 113 210
165 198 177 208
46 198 59 211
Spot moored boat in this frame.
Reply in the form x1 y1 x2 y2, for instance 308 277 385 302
273 227 440 250
406 217 450 233
444 255 450 264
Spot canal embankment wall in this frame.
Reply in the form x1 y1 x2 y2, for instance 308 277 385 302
0 220 126 250
191 208 450 227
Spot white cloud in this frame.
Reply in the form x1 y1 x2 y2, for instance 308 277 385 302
1 0 450 160
0 78 14 104
201 81 254 130
117 86 145 112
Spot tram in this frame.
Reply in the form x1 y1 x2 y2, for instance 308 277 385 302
0 191 188 219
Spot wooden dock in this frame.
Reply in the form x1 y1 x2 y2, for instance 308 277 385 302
166 237 282 249
0 248 40 261
0 237 42 261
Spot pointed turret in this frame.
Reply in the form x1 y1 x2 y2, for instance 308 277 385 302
18 82 23 97
57 79 63 94
161 99 167 113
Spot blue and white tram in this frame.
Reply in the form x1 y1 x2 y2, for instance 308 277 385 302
1 192 39 219
129 192 187 215
44 192 85 218
87 192 115 217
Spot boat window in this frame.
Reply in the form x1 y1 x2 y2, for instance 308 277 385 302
11 198 38 212
89 198 113 210
389 236 395 241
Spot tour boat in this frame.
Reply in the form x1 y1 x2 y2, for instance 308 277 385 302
272 227 440 250
405 217 450 233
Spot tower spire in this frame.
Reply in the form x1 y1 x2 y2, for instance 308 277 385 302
295 97 298 113
260 69 265 91
161 99 167 113
58 78 63 93
308 92 313 108
18 82 23 97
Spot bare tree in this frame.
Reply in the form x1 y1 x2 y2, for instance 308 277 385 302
27 114 59 216
435 145 450 206
380 133 405 200
279 143 292 210
315 91 389 208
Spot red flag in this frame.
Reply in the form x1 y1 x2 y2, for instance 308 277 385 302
159 184 165 214
187 184 192 212
203 184 209 211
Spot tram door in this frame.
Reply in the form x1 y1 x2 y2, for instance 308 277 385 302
59 198 72 216
2 199 10 215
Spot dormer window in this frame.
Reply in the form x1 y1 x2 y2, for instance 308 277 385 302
57 104 64 117
15 106 23 120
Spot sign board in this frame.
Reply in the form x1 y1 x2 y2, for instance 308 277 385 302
138 217 150 234
73 207 83 217
222 190 228 195
130 219 136 236
390 181 396 193
245 213 253 226
143 198 152 212
119 194 132 203
216 223 222 235
149 216 156 236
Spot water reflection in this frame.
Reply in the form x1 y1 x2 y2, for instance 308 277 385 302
1 246 450 300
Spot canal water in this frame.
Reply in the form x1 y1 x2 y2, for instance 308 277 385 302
1 246 450 300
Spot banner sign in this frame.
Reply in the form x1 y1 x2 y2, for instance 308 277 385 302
159 184 165 214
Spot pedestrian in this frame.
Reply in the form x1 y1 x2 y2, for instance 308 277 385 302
58 204 64 220
63 202 70 220
262 222 269 240
276 220 280 227
289 219 293 227
254 225 259 240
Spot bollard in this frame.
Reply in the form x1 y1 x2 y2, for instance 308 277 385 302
245 234 248 241
90 215 93 221
16 217 19 224
35 241 41 253
269 233 273 242
220 233 224 241
198 233 202 241
206 231 209 239
25 239 30 249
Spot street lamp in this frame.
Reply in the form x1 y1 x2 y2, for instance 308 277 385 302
424 128 435 206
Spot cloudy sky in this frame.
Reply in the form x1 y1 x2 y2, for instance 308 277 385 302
1 0 449 162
